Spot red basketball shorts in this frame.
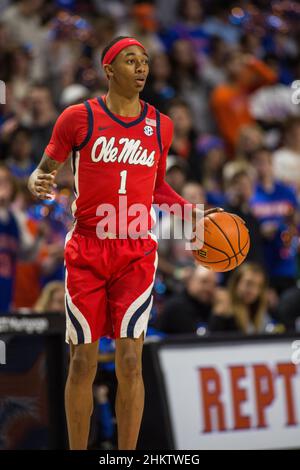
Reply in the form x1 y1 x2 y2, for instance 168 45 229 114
63 227 158 344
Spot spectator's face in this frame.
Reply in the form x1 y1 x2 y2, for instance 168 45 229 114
30 88 53 115
13 49 30 75
0 24 9 48
11 131 31 160
187 267 217 304
213 288 231 315
231 174 254 202
0 168 14 206
166 167 186 193
252 150 273 180
236 271 265 305
238 126 263 154
168 104 192 135
205 148 224 172
182 0 203 22
172 40 195 68
20 0 44 16
151 53 171 81
47 288 65 313
226 52 243 79
182 183 205 204
286 123 300 149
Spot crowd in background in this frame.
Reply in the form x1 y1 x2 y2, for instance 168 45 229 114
1 0 300 334
1 0 300 449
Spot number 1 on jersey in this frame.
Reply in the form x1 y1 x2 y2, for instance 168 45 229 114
118 170 127 195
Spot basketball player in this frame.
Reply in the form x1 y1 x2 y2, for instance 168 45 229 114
28 36 221 450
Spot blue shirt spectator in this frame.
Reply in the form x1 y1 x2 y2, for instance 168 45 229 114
250 147 298 291
0 209 19 313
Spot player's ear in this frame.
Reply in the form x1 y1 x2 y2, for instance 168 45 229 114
104 64 113 80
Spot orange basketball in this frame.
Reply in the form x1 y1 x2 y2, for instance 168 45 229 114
192 212 250 272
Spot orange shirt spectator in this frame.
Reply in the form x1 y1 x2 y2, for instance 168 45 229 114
211 53 277 153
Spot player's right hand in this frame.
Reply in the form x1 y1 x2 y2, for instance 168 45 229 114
29 170 57 200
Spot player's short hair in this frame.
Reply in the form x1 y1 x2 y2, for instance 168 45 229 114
101 36 135 64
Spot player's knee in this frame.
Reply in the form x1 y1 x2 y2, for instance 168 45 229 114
69 354 97 385
117 352 141 382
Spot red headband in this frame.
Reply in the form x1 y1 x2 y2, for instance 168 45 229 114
102 38 146 66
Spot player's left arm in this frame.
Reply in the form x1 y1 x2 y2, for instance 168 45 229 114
153 114 222 221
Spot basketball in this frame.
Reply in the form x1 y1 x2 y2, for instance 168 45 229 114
192 212 250 272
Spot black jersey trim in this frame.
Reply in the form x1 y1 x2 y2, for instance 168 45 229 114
155 109 162 154
73 100 93 151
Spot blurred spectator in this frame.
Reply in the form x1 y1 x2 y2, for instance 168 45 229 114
141 52 175 112
182 180 205 206
202 4 240 45
43 11 95 98
235 123 264 160
35 200 70 286
155 265 217 335
154 156 189 290
250 146 298 294
166 99 198 161
200 35 228 89
155 0 179 28
34 280 65 313
24 84 58 162
0 83 22 158
91 337 116 450
6 126 35 180
211 51 277 152
169 40 212 132
197 134 226 207
156 181 205 292
11 182 43 310
2 0 46 81
273 116 300 194
209 263 269 334
119 2 164 55
165 155 188 194
0 21 13 83
160 0 210 59
91 15 118 80
9 46 33 104
240 32 264 58
92 384 115 450
223 161 264 265
277 285 300 332
0 164 19 313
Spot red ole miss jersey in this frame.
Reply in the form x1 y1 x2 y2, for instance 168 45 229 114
45 96 192 236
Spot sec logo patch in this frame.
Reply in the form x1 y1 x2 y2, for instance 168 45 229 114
144 125 154 136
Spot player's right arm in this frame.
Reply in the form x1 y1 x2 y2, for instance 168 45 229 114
28 103 88 200
28 153 62 200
